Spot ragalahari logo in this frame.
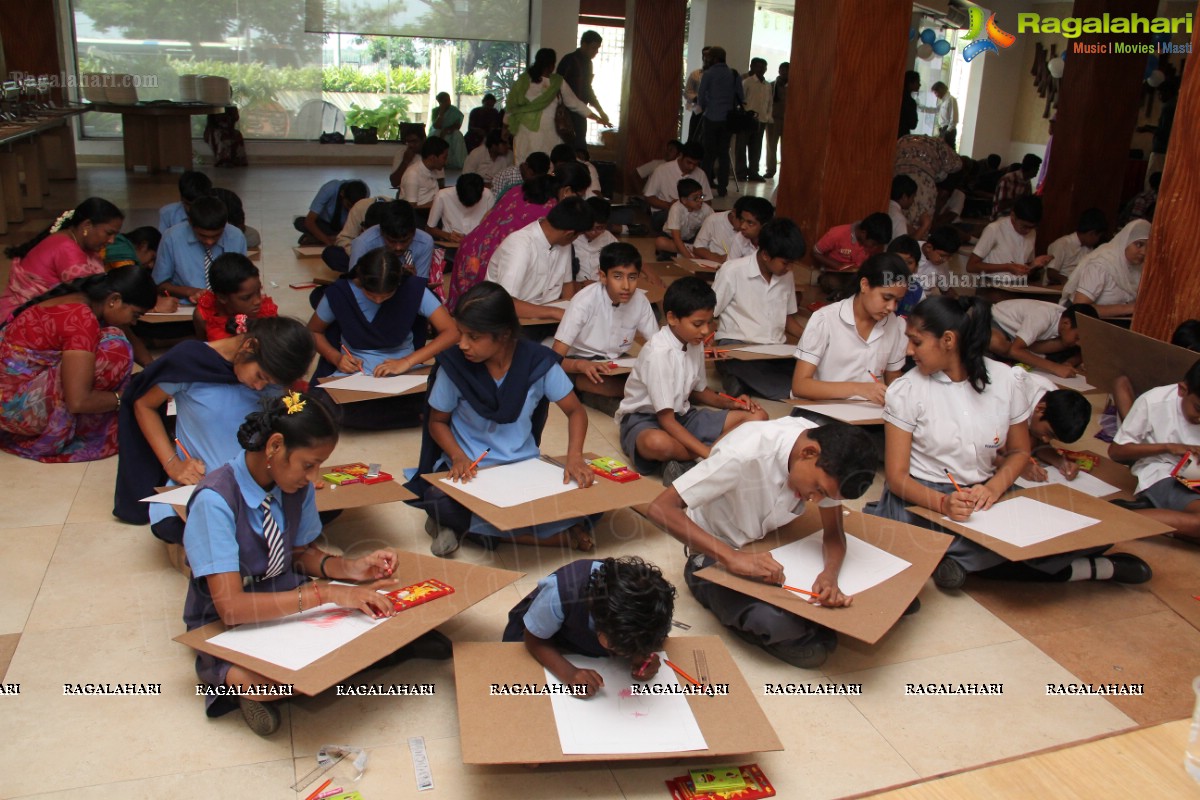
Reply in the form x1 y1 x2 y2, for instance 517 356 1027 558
962 8 1017 61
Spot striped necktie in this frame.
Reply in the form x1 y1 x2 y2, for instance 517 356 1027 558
203 248 213 289
260 496 286 580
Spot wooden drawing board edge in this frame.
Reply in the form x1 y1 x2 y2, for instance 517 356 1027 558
453 635 782 765
694 507 949 644
1077 314 1200 399
906 484 1174 561
165 472 416 521
317 368 430 404
173 551 523 696
784 399 885 426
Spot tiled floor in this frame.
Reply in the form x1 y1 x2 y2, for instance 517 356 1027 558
0 165 1192 799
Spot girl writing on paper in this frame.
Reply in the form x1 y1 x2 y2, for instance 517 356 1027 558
408 282 596 557
0 266 156 462
866 296 1151 589
113 317 314 532
307 247 458 429
182 394 450 736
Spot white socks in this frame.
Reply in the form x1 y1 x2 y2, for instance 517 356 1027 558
1067 556 1114 581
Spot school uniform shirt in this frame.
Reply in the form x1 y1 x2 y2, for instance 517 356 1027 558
310 179 358 225
727 233 757 260
461 144 513 183
883 357 1035 486
673 416 840 549
813 223 869 272
428 186 494 237
317 282 441 374
346 225 434 277
1011 365 1056 408
428 362 574 470
615 325 705 425
519 560 602 639
643 158 712 204
184 451 321 579
795 297 907 382
636 158 664 180
159 201 187 232
974 217 1034 284
583 160 602 198
399 159 444 206
334 195 393 251
915 249 952 294
665 201 713 242
887 200 909 242
486 219 571 305
148 380 275 526
1113 384 1200 494
992 299 1063 345
1047 232 1092 279
693 211 739 257
152 222 247 290
713 254 797 344
556 282 658 360
571 230 618 283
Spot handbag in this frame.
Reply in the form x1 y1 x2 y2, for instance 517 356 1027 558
725 68 756 133
555 92 576 142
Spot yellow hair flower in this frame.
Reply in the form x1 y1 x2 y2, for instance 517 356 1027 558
282 391 306 415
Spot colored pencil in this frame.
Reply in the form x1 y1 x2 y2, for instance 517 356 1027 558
174 438 191 461
719 392 750 410
868 370 881 383
663 658 702 687
340 344 366 373
467 448 490 472
303 779 332 800
781 584 820 599
944 469 965 494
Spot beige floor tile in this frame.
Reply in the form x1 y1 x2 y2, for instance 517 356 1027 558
0 453 86 529
840 639 1136 776
65 455 121 524
0 632 19 681
0 525 62 634
2 623 292 797
11 759 295 800
23 519 187 633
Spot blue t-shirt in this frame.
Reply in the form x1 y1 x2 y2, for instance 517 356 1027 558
152 222 248 290
184 452 321 579
309 179 352 223
149 380 278 525
159 201 187 232
522 561 602 639
316 284 442 375
428 364 574 468
347 226 434 278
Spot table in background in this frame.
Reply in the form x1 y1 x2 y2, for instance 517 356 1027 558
0 107 83 232
83 102 226 173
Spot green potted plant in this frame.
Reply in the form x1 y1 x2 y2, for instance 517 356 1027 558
345 95 411 142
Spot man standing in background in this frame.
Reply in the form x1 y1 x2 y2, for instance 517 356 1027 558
684 46 712 144
764 62 788 179
557 30 611 150
929 81 959 149
736 57 771 182
698 46 744 198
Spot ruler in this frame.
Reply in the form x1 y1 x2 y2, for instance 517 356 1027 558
409 736 434 791
694 649 709 685
291 753 345 792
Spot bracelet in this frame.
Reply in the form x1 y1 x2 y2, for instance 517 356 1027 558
320 554 336 578
113 391 121 410
297 585 304 613
938 493 949 514
165 454 178 467
312 581 323 607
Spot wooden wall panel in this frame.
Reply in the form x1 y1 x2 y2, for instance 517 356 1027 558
778 0 910 251
1132 14 1200 340
618 0 686 195
0 0 64 102
1038 0 1159 253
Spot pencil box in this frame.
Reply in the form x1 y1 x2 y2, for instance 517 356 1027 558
382 579 455 611
666 763 775 799
588 456 640 482
1058 449 1097 472
322 462 393 485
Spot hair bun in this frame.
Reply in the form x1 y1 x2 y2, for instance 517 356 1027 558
236 408 275 451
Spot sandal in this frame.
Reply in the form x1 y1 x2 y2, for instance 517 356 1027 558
569 525 595 553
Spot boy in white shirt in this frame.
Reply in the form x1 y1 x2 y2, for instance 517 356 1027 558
914 226 962 299
1045 207 1107 282
714 218 807 401
654 179 713 258
988 300 1097 379
649 418 881 668
966 195 1052 288
400 137 449 210
617 277 767 483
486 196 593 323
694 196 773 263
1009 366 1092 483
643 141 711 231
461 130 512 185
554 242 659 405
889 174 929 242
572 197 618 283
426 174 494 243
1109 360 1200 543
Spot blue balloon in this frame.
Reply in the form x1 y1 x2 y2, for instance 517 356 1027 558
932 39 951 56
909 27 917 41
920 28 937 44
1143 55 1159 80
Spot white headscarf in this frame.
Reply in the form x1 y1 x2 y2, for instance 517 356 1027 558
1060 219 1151 306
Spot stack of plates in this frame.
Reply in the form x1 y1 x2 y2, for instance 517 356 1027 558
178 74 198 102
80 73 106 103
106 75 138 105
198 75 231 106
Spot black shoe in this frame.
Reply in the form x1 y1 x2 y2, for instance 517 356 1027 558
903 596 921 615
371 630 454 670
933 557 967 590
1105 554 1153 584
716 187 728 198
748 174 765 182
238 697 281 736
662 459 698 488
1110 497 1153 511
721 373 748 399
763 172 775 179
655 250 676 261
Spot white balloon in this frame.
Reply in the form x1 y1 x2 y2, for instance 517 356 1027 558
1047 56 1065 79
916 43 934 60
1146 69 1165 87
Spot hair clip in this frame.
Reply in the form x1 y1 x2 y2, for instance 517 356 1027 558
234 313 248 334
49 209 75 234
282 391 306 415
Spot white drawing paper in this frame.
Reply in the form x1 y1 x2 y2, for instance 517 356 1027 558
736 343 797 358
545 652 708 755
322 373 428 395
141 484 196 504
1032 370 1094 392
945 495 1099 547
793 402 884 423
440 458 577 508
771 533 911 598
1015 469 1120 497
609 357 639 369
